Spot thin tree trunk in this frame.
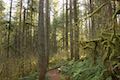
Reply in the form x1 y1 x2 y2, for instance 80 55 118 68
45 0 50 68
89 0 95 39
66 0 69 51
6 0 13 79
29 0 33 72
53 27 57 53
74 0 79 60
62 0 65 50
19 0 23 77
18 0 23 56
70 0 74 59
7 0 13 58
21 7 26 77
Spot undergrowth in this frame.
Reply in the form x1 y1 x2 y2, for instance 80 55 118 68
49 51 68 69
19 72 50 80
61 33 120 80
61 58 112 80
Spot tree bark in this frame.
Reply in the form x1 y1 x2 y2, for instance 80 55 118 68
45 0 50 68
6 0 13 79
89 0 95 39
38 0 47 80
74 0 79 60
62 0 65 50
66 0 69 51
70 0 74 59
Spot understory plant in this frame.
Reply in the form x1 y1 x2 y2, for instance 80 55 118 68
61 32 120 80
61 58 112 80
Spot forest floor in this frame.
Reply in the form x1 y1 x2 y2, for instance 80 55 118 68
47 69 62 80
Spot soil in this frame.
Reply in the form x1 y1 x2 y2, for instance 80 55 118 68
47 69 61 80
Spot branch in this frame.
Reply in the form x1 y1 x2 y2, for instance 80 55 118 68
81 1 110 20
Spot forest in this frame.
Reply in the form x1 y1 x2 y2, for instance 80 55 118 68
0 0 120 80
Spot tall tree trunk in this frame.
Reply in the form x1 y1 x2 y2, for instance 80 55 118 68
18 0 23 56
62 0 65 50
38 0 47 80
45 0 50 68
21 7 26 77
7 0 13 58
53 27 57 53
74 0 79 60
19 0 23 77
29 0 33 72
70 0 74 59
6 0 13 79
89 0 95 39
66 0 69 51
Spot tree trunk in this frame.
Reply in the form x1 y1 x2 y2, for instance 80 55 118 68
45 0 50 68
53 27 57 53
89 0 95 39
6 0 13 79
70 0 74 59
38 0 47 80
66 0 69 51
62 0 65 50
74 0 79 60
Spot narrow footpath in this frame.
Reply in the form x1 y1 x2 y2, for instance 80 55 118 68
47 69 61 80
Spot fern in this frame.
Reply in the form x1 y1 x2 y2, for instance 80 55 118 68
61 58 109 80
61 35 120 80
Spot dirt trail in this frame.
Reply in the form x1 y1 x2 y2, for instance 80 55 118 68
47 69 61 80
